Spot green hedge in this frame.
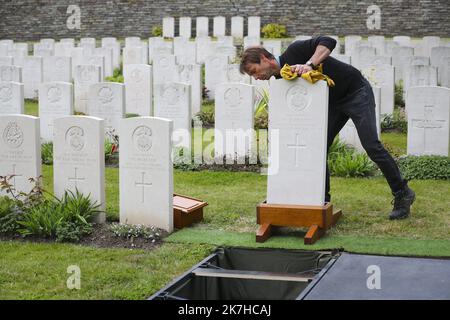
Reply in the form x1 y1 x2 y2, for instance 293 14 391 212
398 155 450 180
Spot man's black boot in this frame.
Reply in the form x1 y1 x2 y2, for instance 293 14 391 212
389 186 416 220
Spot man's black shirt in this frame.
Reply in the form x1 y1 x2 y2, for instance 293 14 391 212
278 36 366 105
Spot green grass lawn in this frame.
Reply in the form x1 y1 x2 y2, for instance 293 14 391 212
2 98 449 299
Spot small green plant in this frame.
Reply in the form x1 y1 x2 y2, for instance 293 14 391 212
106 66 124 83
381 108 407 133
41 142 53 165
110 223 161 242
173 147 199 171
254 89 269 129
0 196 21 234
261 23 287 38
329 152 376 177
17 189 101 242
327 138 376 177
395 81 405 108
152 25 163 37
197 105 215 128
398 155 450 180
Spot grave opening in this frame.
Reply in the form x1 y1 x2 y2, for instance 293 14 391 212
149 247 338 300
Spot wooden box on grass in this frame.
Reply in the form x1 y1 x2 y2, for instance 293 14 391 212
173 194 208 229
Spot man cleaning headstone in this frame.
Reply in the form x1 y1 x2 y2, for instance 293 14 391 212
239 36 415 220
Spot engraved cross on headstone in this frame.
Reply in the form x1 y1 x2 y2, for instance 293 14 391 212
412 105 446 154
287 133 307 167
135 171 152 203
68 167 85 188
9 164 23 188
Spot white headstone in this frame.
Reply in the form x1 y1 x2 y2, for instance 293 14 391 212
174 37 197 65
393 36 411 47
440 57 450 88
332 54 351 65
13 56 43 99
0 115 41 197
154 82 191 150
225 64 251 84
43 56 72 82
163 17 175 38
53 116 105 222
362 64 395 115
94 47 113 78
125 37 141 48
176 64 202 116
73 65 101 114
421 36 441 57
79 38 96 55
38 82 73 142
101 38 120 69
368 35 386 55
60 38 76 46
85 55 105 79
351 46 377 69
70 47 86 77
13 43 28 57
0 56 13 66
0 82 24 115
215 83 255 162
195 36 214 64
179 17 192 38
247 16 261 37
213 16 226 37
355 55 391 70
87 82 125 138
231 16 244 38
205 54 229 99
33 43 54 57
403 65 438 94
430 47 450 85
196 17 209 37
406 86 450 156
54 42 74 57
267 78 329 206
119 117 173 231
244 36 260 49
0 65 22 82
149 37 173 63
152 54 177 85
124 64 152 116
391 46 415 83
263 40 282 57
344 35 362 56
123 46 144 65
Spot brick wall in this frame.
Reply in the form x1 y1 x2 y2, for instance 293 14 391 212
0 0 448 41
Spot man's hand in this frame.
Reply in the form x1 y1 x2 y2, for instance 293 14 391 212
290 64 313 76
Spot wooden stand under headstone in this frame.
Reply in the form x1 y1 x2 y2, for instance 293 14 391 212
173 194 208 229
256 201 342 245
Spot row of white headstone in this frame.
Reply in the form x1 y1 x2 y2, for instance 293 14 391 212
1 83 448 228
0 79 260 161
0 114 174 231
162 16 261 38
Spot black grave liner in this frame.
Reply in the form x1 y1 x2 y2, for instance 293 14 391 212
148 247 338 300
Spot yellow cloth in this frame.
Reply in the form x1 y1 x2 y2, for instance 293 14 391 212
280 63 335 87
